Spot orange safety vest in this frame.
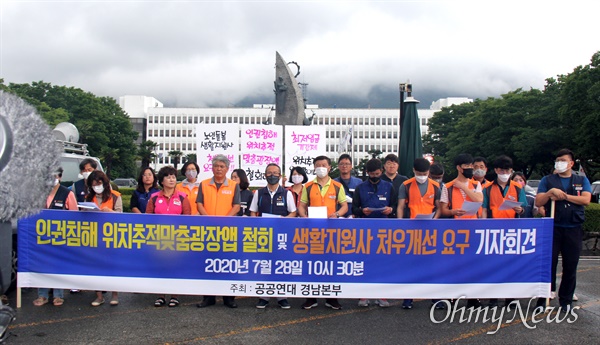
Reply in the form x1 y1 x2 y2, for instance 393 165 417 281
403 178 440 218
485 181 522 218
176 181 199 215
200 178 237 216
304 179 342 216
446 179 479 219
92 190 121 211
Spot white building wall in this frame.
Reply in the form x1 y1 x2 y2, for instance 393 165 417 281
120 95 471 169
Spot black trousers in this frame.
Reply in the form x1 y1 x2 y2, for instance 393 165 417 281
551 225 583 306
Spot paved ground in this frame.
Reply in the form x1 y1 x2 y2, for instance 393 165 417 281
2 258 599 345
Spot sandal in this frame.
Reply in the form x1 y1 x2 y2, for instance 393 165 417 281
154 297 166 307
33 297 49 307
53 297 64 306
91 297 105 307
168 297 180 307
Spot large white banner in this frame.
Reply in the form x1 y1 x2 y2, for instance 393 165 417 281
240 125 283 187
196 124 239 182
284 125 327 182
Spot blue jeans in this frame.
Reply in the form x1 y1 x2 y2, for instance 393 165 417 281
38 288 64 299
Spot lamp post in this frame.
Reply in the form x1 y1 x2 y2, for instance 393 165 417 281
398 81 412 158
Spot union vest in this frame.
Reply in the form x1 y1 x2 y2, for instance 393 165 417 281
48 185 72 210
73 179 88 203
355 179 394 218
304 179 342 216
150 190 187 215
544 174 586 225
176 182 199 215
446 179 479 219
484 181 522 218
256 186 289 216
200 178 237 216
91 190 121 211
403 178 440 219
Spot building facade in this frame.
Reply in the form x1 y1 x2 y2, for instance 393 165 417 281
119 95 471 169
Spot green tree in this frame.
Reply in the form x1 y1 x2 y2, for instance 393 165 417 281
4 81 138 178
185 153 197 163
168 150 184 172
138 140 158 168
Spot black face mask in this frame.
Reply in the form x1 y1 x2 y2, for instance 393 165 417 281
368 176 380 183
266 175 280 185
462 168 474 179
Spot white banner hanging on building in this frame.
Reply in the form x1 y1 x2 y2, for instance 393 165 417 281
284 125 327 182
240 125 284 187
196 124 240 182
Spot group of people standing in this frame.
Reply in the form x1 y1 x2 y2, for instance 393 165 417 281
37 148 592 313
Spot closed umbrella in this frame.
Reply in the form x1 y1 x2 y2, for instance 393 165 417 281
398 97 423 178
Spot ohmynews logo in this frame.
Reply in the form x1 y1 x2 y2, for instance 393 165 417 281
429 297 579 335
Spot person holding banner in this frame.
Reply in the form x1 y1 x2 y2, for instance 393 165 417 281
396 158 442 309
352 158 395 308
334 154 362 218
481 155 527 308
297 155 347 310
196 154 241 309
33 167 78 307
439 154 483 308
176 161 201 215
287 166 308 210
85 171 122 307
146 166 192 307
249 163 296 309
535 149 592 311
231 169 253 216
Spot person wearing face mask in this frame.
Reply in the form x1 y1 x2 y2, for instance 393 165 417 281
287 166 308 211
297 155 347 310
473 157 493 189
249 163 296 309
535 149 592 312
397 158 442 310
429 162 445 186
511 172 540 218
71 158 98 203
481 155 527 220
440 153 483 219
32 167 78 307
352 158 395 308
481 156 528 308
176 161 201 215
85 170 122 307
334 154 362 218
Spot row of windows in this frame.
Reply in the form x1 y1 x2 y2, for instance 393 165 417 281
147 115 406 126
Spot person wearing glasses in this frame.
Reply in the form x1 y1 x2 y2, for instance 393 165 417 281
334 154 362 217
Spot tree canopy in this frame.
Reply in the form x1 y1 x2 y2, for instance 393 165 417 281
0 81 138 178
423 51 600 180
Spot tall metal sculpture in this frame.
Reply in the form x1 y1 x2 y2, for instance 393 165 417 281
274 51 306 125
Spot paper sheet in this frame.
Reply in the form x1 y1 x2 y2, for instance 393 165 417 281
77 202 99 210
499 199 523 210
461 201 482 216
308 206 328 219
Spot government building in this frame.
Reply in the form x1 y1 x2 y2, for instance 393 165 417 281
119 95 472 169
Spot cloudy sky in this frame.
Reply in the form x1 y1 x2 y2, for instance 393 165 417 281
1 1 598 108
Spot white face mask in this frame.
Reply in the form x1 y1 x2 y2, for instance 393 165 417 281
497 174 511 183
93 185 104 195
315 167 328 178
54 179 60 186
473 169 486 178
82 171 92 180
415 175 428 184
292 175 304 184
554 161 569 173
185 170 198 179
433 178 443 183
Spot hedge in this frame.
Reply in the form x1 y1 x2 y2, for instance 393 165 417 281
584 203 600 233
